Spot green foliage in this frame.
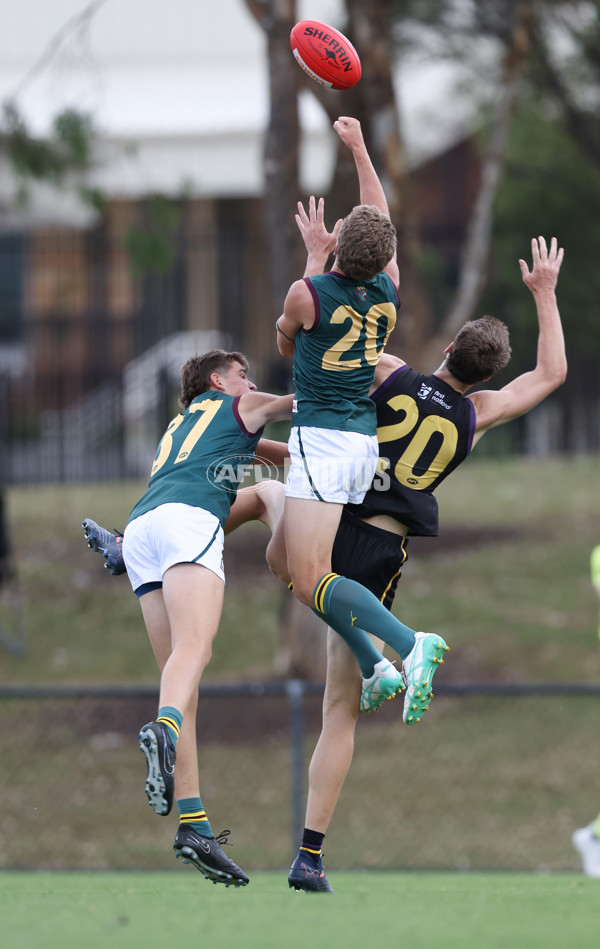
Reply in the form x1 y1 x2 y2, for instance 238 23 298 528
0 99 99 209
51 107 94 167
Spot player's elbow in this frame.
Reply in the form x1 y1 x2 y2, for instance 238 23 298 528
551 357 568 389
277 338 295 358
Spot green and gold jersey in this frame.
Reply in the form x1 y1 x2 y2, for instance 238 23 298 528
128 392 263 527
292 270 399 434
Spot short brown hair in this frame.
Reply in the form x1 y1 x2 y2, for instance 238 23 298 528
446 317 511 384
336 205 397 281
179 349 249 408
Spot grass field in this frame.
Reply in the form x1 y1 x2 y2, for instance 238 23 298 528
1 456 600 877
2 871 599 949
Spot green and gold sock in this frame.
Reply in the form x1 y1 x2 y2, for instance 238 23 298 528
177 797 213 838
156 706 183 748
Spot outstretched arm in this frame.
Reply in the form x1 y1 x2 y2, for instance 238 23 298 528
276 196 343 355
334 116 388 213
470 236 567 437
333 115 399 287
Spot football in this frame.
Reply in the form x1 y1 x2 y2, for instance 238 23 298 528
290 20 361 91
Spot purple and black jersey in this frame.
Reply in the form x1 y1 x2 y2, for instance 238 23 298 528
347 365 476 535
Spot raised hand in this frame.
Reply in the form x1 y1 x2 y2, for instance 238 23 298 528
333 115 365 152
519 236 564 294
295 195 343 260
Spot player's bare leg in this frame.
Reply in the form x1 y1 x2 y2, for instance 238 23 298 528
158 563 224 714
226 481 289 582
283 496 343 605
289 629 385 893
224 479 284 535
137 569 249 886
140 587 202 800
305 631 364 831
284 497 402 702
136 565 223 816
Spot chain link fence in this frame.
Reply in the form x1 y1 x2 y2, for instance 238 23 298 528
1 681 597 874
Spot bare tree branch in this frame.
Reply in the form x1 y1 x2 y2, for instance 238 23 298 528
11 0 109 99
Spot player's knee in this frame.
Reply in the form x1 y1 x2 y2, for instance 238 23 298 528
323 689 359 728
265 538 290 585
290 580 315 607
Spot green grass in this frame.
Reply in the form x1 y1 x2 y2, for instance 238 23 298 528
1 871 599 949
1 456 600 875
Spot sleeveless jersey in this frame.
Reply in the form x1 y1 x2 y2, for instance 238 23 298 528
128 392 263 527
348 366 476 535
291 270 399 434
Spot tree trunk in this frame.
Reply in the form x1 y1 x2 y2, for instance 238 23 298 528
244 0 304 312
245 0 328 679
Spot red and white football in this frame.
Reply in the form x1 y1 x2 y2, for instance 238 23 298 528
290 20 361 91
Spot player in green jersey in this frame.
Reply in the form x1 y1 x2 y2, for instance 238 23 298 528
277 116 449 719
123 348 292 887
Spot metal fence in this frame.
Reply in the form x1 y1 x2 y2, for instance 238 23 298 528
1 681 597 874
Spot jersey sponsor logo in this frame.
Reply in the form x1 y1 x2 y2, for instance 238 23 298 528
206 453 280 494
355 286 368 302
416 383 453 411
431 390 453 411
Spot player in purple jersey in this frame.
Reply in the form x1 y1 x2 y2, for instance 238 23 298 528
285 233 566 891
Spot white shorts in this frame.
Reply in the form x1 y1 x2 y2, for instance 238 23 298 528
122 503 225 594
285 426 378 504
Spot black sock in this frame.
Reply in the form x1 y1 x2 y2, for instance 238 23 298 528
299 827 325 862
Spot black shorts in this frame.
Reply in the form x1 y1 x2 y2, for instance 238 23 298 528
332 508 409 612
